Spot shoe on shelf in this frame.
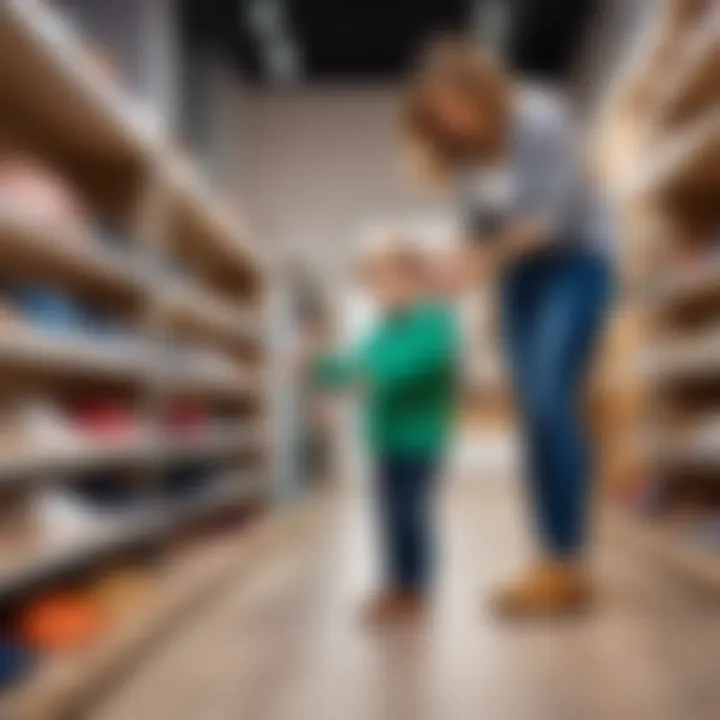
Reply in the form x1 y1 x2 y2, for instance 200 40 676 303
70 397 137 441
2 399 78 462
0 638 35 691
18 591 108 654
20 399 80 452
30 486 119 549
8 284 86 336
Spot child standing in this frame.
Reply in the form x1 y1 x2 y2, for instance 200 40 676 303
310 237 458 625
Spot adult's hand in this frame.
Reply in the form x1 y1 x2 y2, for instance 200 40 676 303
472 217 553 273
449 218 552 291
436 242 490 296
499 218 553 263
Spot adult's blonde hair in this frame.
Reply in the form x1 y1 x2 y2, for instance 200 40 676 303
402 36 513 183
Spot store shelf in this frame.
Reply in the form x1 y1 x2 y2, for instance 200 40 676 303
0 474 261 602
0 1 266 285
0 1 269 688
627 110 720 205
611 512 720 595
645 417 720 471
0 495 322 720
0 435 155 487
642 331 720 384
161 280 261 350
163 364 263 401
650 257 720 314
165 424 264 463
602 0 720 608
0 204 146 299
0 425 264 489
654 11 720 128
0 540 244 720
0 330 149 378
166 473 261 524
0 202 260 349
0 0 161 168
0 329 263 397
165 157 265 289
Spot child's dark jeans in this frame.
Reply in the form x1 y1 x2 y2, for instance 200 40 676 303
376 456 438 594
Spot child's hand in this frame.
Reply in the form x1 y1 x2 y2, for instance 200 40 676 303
292 338 316 378
302 317 334 352
292 325 335 379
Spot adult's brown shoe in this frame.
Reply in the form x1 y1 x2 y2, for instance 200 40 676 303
492 562 593 620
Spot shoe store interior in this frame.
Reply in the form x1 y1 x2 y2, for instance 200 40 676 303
0 1 718 719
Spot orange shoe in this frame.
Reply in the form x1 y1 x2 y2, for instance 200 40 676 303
492 561 593 619
361 591 428 627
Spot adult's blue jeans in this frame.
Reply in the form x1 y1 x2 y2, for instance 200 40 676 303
500 247 612 558
376 456 438 593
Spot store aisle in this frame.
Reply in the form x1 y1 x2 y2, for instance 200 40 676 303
93 477 720 720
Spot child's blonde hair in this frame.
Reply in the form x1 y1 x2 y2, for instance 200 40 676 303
356 231 430 286
356 230 429 280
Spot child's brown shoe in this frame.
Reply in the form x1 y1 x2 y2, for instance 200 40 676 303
491 561 593 619
361 591 428 627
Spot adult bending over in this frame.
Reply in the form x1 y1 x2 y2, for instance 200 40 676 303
403 38 613 617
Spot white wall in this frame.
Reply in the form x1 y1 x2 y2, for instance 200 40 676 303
234 6 660 265
232 85 444 273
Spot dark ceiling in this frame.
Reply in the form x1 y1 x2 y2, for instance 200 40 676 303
287 0 468 79
507 0 598 78
182 0 597 83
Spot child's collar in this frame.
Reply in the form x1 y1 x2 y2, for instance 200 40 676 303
383 300 427 321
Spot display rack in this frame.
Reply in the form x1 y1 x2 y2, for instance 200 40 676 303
0 0 269 712
601 1 720 594
0 491 321 720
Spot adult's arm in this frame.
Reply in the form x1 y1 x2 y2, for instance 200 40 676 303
464 94 581 272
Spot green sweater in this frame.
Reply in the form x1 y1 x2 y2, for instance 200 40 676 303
314 302 458 457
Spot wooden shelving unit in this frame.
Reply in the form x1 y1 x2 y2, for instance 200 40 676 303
652 6 720 130
0 492 320 720
601 1 720 595
0 424 263 489
0 0 270 713
627 109 720 209
0 474 262 599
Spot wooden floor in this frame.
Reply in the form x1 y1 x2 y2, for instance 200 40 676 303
92 478 720 720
